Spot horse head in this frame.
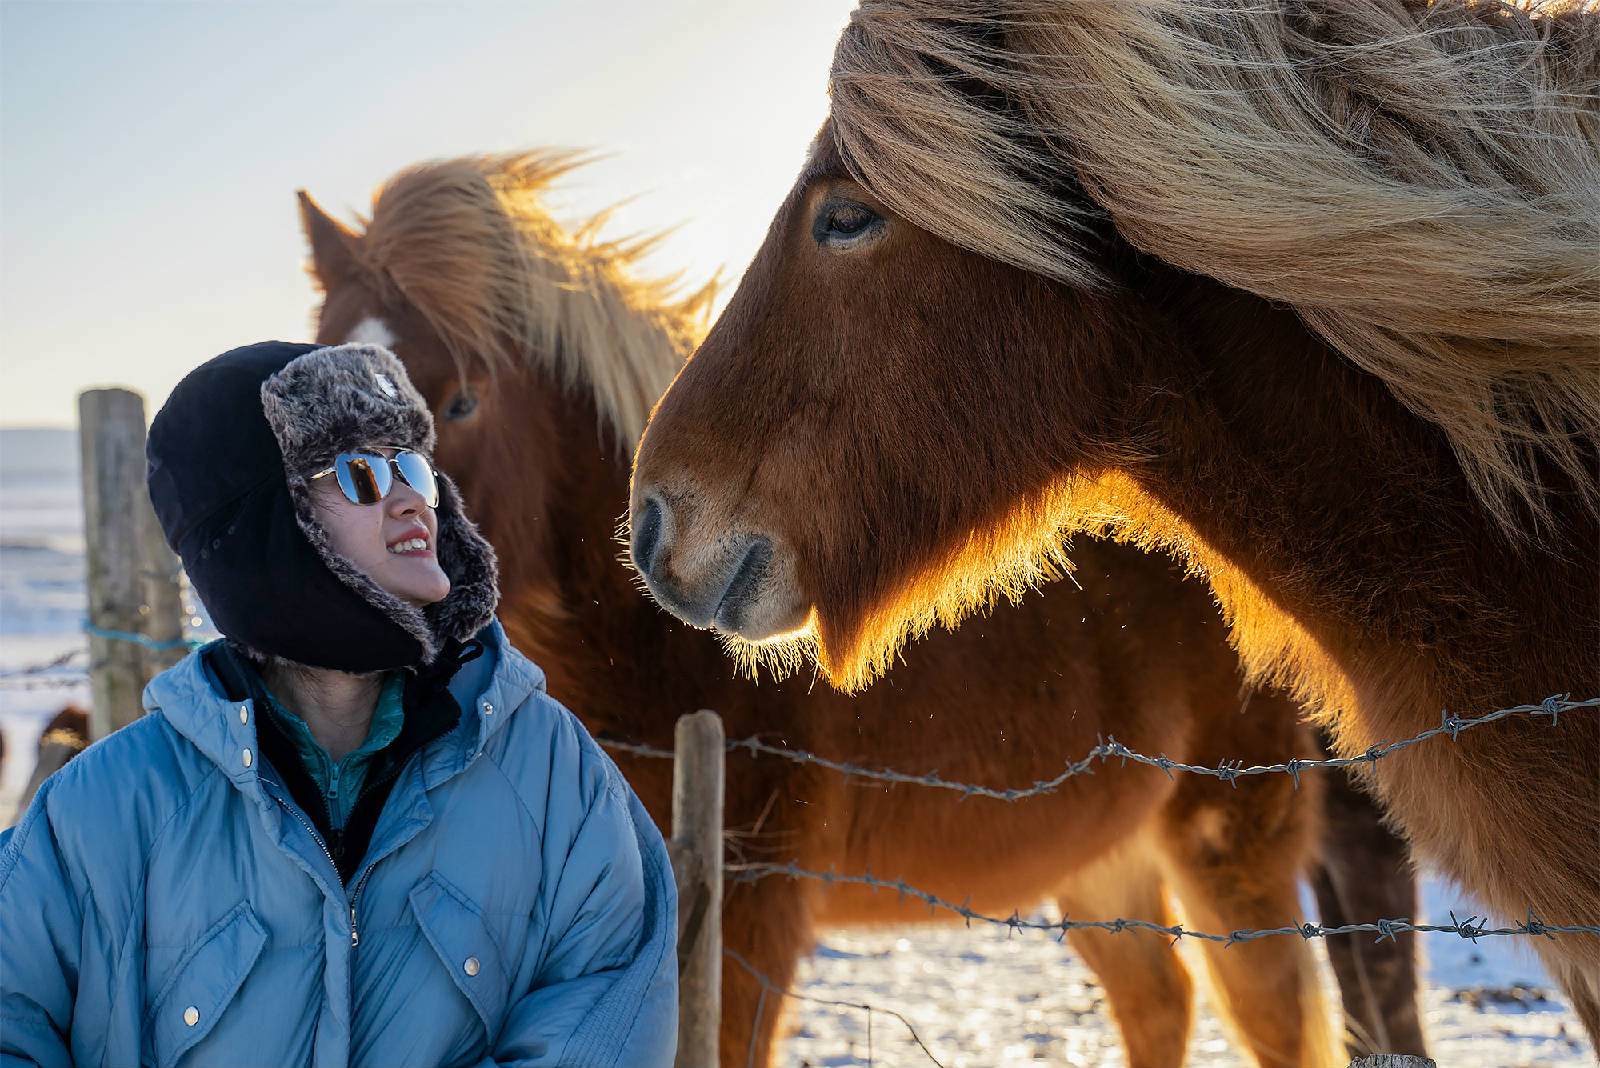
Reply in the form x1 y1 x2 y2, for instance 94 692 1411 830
299 186 562 617
298 154 711 656
631 127 1159 691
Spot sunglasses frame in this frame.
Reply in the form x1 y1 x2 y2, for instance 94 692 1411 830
309 447 440 509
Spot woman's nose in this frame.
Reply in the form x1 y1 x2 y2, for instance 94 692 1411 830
387 481 427 517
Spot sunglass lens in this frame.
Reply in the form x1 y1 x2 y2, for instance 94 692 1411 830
335 453 391 505
393 450 440 508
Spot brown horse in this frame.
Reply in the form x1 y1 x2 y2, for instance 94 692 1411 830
299 153 1424 1066
628 0 1600 1045
14 706 89 819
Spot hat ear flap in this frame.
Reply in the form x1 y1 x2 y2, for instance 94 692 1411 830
425 471 500 645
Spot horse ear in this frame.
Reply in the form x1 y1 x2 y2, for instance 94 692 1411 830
297 190 363 291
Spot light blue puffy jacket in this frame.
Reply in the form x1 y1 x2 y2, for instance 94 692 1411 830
0 622 677 1067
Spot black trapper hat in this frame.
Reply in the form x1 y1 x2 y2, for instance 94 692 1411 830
147 340 498 673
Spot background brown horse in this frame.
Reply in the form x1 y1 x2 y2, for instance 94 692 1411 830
627 0 1599 1044
301 153 1421 1064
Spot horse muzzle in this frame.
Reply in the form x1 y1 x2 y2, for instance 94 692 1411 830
629 490 806 641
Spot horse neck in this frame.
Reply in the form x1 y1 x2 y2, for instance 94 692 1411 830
1090 270 1596 736
494 386 733 741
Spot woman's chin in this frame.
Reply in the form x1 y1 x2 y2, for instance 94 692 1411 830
382 566 452 608
411 580 452 608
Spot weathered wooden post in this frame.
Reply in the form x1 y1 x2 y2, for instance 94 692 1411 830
671 710 725 1067
138 480 187 677
78 388 184 740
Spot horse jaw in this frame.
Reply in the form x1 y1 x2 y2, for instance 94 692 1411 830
803 467 1357 707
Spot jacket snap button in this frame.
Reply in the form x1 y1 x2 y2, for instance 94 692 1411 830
482 701 494 715
463 956 480 977
239 706 249 725
183 1006 199 1027
241 748 253 768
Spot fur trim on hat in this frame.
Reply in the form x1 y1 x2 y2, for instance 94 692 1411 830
263 343 435 463
259 343 498 665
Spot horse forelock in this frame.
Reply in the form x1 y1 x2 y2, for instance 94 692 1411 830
358 151 715 448
828 0 1600 531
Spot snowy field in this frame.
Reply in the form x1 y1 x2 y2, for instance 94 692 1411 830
776 899 1593 1067
2 427 1594 1066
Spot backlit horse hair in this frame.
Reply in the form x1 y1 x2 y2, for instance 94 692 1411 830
829 0 1600 529
358 152 714 447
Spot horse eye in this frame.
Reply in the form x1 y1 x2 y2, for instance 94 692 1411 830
828 205 874 234
443 388 479 421
815 201 883 245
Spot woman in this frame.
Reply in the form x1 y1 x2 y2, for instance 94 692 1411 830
0 341 677 1067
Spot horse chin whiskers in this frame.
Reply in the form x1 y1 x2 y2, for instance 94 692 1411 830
717 609 821 684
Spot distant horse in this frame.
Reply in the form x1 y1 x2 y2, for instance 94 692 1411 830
13 706 88 819
301 153 1420 1064
628 0 1600 1043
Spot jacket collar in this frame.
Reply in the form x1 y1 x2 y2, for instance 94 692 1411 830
144 619 545 792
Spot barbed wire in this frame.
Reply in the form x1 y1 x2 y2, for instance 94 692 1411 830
0 674 89 691
601 694 1595 799
725 946 946 1068
0 649 88 689
611 697 1599 951
727 861 1600 946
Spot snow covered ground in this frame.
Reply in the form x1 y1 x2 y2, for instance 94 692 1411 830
3 427 1593 1066
777 898 1594 1067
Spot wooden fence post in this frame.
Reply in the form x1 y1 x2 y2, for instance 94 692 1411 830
671 710 725 1068
138 449 187 678
78 388 183 740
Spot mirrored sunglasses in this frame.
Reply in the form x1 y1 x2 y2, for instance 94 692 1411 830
310 448 439 508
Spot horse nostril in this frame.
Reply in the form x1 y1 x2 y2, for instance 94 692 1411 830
713 536 774 633
631 494 667 578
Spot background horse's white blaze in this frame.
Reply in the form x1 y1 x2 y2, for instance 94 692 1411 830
345 316 397 348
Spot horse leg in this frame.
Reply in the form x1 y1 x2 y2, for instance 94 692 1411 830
719 878 813 1068
1310 730 1427 1059
1158 772 1341 1068
1054 843 1194 1067
1543 952 1600 1050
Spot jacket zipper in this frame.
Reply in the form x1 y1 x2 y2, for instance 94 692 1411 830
349 866 377 948
338 733 448 947
269 790 360 947
273 752 418 949
337 762 403 949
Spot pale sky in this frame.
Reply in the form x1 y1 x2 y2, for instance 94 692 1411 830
0 0 857 427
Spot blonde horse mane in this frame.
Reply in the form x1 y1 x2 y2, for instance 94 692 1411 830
358 151 715 447
829 0 1600 528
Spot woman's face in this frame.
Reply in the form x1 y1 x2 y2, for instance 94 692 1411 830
312 450 451 607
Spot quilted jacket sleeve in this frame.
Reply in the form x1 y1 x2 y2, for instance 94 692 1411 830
0 783 85 1067
0 720 169 1068
479 709 678 1068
